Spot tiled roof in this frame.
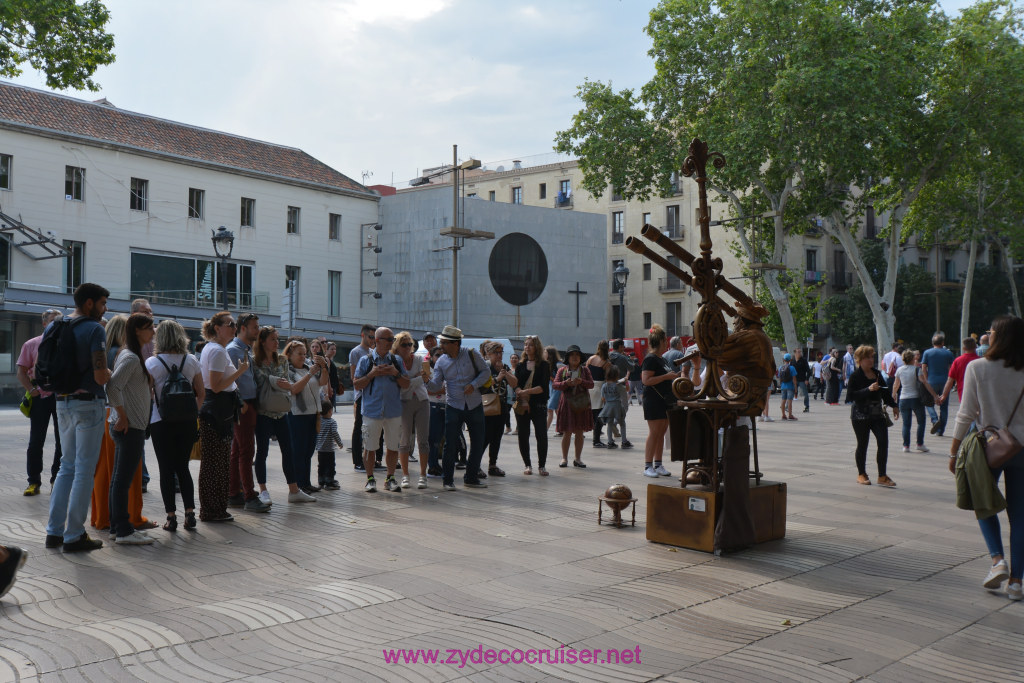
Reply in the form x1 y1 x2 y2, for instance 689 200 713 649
0 81 371 196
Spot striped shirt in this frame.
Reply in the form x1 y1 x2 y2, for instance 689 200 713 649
315 416 343 452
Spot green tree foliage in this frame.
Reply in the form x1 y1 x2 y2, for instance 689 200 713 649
754 271 819 346
0 0 115 90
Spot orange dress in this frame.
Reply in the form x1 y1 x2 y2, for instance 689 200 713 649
90 408 149 529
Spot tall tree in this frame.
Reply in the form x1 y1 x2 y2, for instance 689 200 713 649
0 0 115 90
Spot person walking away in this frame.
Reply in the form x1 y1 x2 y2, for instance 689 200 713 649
554 345 595 468
824 349 842 405
792 348 811 413
777 353 798 420
921 333 955 436
354 327 410 493
586 341 611 448
642 324 680 478
514 336 551 475
315 401 343 490
941 337 981 406
197 312 249 522
950 315 1024 601
146 320 204 531
847 345 899 486
226 313 269 513
599 364 629 449
106 313 156 545
892 349 937 453
17 308 64 495
482 341 515 478
43 283 111 552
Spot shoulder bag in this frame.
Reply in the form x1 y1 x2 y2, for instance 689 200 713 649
258 362 293 413
514 366 536 415
980 384 1024 469
563 367 591 414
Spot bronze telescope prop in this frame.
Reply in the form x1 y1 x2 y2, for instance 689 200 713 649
624 236 737 319
638 223 754 308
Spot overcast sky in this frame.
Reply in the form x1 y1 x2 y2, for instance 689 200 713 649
10 0 980 188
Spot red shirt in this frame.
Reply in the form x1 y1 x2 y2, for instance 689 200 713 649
947 351 980 401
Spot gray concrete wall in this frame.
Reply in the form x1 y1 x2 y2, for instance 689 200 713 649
380 187 607 351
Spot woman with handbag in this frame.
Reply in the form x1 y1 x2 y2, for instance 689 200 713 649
198 312 250 522
482 341 516 477
146 320 204 531
950 315 1024 601
892 349 938 453
252 326 315 504
284 340 329 496
395 331 430 488
514 335 550 475
554 345 595 468
846 344 899 487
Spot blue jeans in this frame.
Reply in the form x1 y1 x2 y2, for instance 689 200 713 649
796 380 809 409
286 413 317 488
255 414 297 485
46 398 106 542
925 380 948 433
109 425 145 537
978 448 1024 580
443 404 485 486
428 402 446 471
899 397 926 447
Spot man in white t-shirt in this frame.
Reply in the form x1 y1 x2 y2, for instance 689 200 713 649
881 342 904 382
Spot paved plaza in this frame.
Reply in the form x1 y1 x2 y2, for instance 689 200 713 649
0 395 1022 682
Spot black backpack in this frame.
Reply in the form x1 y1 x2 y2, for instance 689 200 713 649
35 316 89 394
155 354 198 422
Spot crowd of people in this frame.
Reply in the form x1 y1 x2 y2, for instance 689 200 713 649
1 281 1021 605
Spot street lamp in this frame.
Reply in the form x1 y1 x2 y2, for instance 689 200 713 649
614 262 630 338
211 226 235 311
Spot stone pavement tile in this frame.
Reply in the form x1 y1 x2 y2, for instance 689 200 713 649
609 611 743 662
487 605 611 644
117 647 240 683
0 631 118 675
678 645 858 682
750 624 920 678
0 645 41 681
568 632 681 679
976 606 1024 635
928 623 1024 676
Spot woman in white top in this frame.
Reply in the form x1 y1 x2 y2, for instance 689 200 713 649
283 339 329 495
198 312 249 523
395 331 429 489
146 320 204 532
951 315 1024 601
892 349 938 453
106 313 156 545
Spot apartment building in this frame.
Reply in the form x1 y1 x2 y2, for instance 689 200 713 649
0 81 380 398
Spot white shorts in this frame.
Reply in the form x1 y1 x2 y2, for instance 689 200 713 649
362 416 402 453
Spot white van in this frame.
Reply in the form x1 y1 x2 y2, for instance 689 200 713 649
416 337 515 367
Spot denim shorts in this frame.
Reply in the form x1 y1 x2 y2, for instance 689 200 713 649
781 387 794 400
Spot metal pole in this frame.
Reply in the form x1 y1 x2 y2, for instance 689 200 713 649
935 242 940 333
452 143 459 326
453 247 459 328
619 286 625 338
220 257 227 311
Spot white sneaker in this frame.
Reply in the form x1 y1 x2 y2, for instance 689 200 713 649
400 476 410 489
763 416 774 422
417 476 427 489
758 416 765 422
654 464 671 477
115 531 154 545
1008 582 1023 601
915 445 929 453
643 467 659 478
902 446 911 453
258 490 272 506
984 560 1009 589
288 490 316 503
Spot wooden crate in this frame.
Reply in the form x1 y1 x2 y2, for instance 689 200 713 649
646 480 786 552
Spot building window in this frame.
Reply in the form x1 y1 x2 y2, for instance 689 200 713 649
286 206 300 234
488 190 495 202
834 250 846 273
612 211 624 244
666 302 682 338
132 251 253 308
0 235 10 283
130 178 148 211
285 265 300 288
65 166 85 201
642 212 651 227
944 259 957 282
559 179 571 196
64 240 85 293
329 213 342 241
666 205 679 228
0 154 11 190
643 263 652 281
806 249 817 272
539 183 546 200
240 197 255 227
511 187 522 205
612 188 623 202
328 270 342 317
612 259 625 293
643 312 652 330
184 188 203 219
467 193 477 199
919 256 929 269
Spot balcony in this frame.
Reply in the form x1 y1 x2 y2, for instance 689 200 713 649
831 271 853 290
555 193 573 208
662 225 684 240
658 277 686 293
804 270 826 284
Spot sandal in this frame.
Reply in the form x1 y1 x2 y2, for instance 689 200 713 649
539 468 549 476
183 511 197 530
856 474 871 485
163 515 177 532
523 467 532 475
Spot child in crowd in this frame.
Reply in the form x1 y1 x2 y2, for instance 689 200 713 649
599 365 632 449
315 400 343 490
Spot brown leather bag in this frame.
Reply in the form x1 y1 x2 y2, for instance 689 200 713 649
981 385 1024 469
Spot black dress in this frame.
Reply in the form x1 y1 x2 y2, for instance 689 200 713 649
641 354 673 421
825 356 842 404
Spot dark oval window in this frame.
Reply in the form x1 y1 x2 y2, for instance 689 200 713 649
488 233 548 306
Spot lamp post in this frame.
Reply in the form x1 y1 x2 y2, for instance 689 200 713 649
614 262 630 339
211 226 235 311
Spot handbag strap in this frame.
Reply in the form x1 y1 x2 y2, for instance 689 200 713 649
1006 384 1024 428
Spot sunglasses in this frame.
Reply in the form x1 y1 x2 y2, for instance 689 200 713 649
222 320 236 328
400 342 414 347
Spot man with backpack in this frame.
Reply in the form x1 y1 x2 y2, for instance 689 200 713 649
353 327 410 493
16 308 64 496
42 283 111 553
226 313 269 512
